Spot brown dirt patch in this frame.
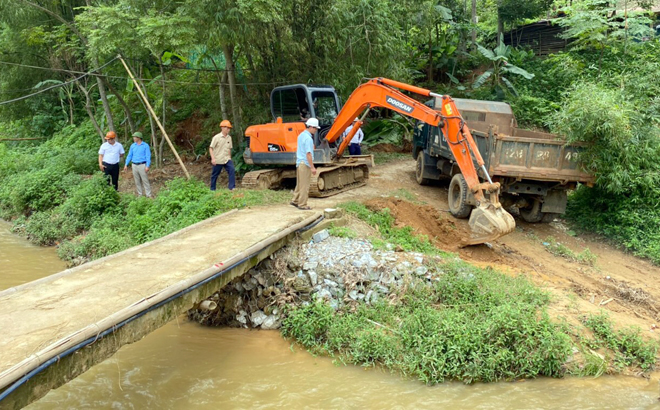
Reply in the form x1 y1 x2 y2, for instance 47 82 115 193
368 141 411 153
173 113 207 151
363 198 502 263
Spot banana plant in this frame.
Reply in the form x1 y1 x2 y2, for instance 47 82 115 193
473 34 534 97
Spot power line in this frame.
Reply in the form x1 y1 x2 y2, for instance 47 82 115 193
0 57 119 106
0 60 289 88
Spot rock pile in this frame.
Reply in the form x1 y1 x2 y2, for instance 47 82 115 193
189 230 446 329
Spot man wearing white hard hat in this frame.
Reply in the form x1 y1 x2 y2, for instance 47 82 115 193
291 118 319 210
343 117 364 155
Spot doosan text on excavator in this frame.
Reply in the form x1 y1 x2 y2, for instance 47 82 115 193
242 77 516 245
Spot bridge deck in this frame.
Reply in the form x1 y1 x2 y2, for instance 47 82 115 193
0 206 320 392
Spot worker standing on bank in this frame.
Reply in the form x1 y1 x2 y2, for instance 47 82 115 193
290 118 319 210
98 131 124 191
344 117 364 155
123 131 152 198
209 120 236 190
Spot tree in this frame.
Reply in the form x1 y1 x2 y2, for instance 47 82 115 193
473 34 534 97
496 0 553 37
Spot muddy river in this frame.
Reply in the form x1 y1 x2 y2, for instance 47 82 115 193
1 221 658 409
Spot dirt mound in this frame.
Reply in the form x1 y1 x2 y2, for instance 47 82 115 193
363 197 509 263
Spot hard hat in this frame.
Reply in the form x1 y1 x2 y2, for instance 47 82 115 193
220 120 232 128
132 131 143 139
353 117 359 122
105 131 116 140
305 118 321 129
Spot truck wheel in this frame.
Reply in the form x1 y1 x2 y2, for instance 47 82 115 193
520 199 544 223
448 174 472 219
416 154 431 185
542 212 559 223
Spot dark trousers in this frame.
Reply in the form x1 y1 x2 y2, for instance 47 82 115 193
211 160 236 190
349 143 362 155
103 162 120 191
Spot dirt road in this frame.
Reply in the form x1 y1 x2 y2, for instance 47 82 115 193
312 159 660 336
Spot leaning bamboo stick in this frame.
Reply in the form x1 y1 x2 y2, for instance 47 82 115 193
117 54 190 179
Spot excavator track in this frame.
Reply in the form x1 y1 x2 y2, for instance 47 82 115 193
241 169 288 190
242 163 370 197
309 163 369 197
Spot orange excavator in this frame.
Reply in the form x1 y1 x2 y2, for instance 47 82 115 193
242 77 515 244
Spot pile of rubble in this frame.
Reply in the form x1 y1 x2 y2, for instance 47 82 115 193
188 230 447 329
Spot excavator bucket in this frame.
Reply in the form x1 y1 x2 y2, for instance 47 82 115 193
465 202 516 246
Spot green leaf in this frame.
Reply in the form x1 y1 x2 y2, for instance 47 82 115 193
446 72 460 85
473 69 493 89
502 64 535 80
477 44 496 61
501 77 518 97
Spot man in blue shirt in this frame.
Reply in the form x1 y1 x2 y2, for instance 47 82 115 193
291 118 319 210
123 132 152 197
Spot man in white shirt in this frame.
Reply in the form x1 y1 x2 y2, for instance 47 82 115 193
343 118 364 155
98 131 125 191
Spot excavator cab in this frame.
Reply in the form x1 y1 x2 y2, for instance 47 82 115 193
270 85 341 129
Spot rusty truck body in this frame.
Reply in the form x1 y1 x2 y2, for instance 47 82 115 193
413 98 595 222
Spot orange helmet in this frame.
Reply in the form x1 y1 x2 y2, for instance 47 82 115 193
105 131 117 140
220 120 232 128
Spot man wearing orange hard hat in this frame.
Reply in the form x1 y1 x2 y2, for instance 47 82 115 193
209 120 235 190
98 130 125 190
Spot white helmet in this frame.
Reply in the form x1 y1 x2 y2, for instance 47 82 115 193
305 118 321 129
354 117 359 122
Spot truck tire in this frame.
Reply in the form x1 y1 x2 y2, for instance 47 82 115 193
520 198 544 223
448 174 472 219
415 154 431 185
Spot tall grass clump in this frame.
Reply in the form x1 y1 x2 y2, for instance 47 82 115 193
282 261 572 384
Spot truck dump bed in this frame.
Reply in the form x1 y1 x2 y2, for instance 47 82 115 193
446 98 595 185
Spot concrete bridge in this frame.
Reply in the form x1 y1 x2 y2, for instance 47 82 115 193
0 206 330 409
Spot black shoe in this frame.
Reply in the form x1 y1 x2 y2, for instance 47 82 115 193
290 201 299 208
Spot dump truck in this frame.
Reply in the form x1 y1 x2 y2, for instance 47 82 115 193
413 98 595 223
242 78 515 244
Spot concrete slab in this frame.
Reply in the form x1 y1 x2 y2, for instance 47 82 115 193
0 206 321 392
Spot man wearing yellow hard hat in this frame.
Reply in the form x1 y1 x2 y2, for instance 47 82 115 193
209 120 236 190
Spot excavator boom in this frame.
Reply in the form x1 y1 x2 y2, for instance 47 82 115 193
325 77 515 244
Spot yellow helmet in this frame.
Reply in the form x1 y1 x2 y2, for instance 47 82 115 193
220 120 232 128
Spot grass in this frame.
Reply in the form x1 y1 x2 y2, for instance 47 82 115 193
543 237 597 266
282 260 573 384
338 201 445 255
328 224 358 239
580 312 658 372
371 152 410 165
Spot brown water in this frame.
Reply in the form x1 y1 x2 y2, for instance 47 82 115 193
2 223 659 410
0 221 66 290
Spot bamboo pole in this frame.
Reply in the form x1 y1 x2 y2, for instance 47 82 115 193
117 54 190 179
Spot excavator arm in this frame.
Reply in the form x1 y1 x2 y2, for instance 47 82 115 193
327 77 515 244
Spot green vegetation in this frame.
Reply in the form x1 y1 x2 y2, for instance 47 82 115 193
338 201 441 255
327 225 358 239
0 124 287 263
283 261 573 383
371 152 410 165
543 237 597 266
581 312 657 371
